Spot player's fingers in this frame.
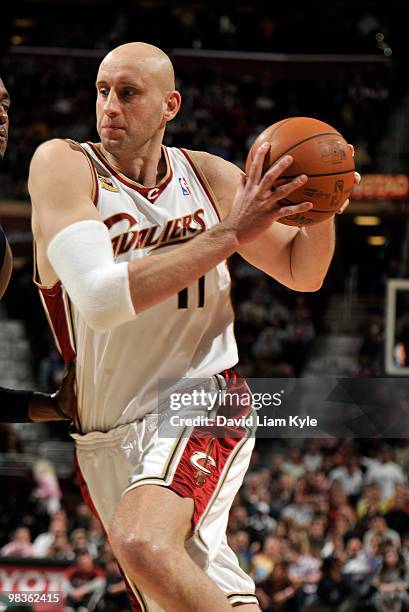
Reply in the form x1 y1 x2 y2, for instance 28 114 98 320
354 171 361 185
247 142 270 185
266 173 308 203
257 154 294 193
270 201 313 221
234 172 247 197
348 143 355 157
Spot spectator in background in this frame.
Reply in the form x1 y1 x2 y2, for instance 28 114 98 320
281 489 314 529
342 537 373 589
228 530 252 574
32 510 68 557
384 483 409 535
227 503 249 533
270 473 294 518
100 558 129 612
284 447 306 481
312 556 356 611
247 501 277 543
357 483 389 519
372 546 409 612
287 540 321 610
72 503 93 531
329 455 363 502
0 527 34 558
308 516 328 551
46 532 74 561
365 446 407 500
303 440 323 473
70 528 97 558
31 459 62 516
64 550 105 612
88 516 105 558
363 515 401 554
256 560 299 611
251 535 284 582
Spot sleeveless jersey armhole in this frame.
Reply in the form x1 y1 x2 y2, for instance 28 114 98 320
179 149 223 222
65 139 99 206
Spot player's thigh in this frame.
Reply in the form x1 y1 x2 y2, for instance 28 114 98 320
109 483 194 549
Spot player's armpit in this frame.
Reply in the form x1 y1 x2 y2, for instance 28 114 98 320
187 150 243 220
28 138 101 246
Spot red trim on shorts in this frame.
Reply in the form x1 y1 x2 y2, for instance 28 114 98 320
73 451 144 612
169 369 252 526
179 148 222 222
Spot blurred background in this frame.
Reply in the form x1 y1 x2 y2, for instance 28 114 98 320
0 1 408 611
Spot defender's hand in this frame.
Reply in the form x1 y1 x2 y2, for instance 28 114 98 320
52 359 76 420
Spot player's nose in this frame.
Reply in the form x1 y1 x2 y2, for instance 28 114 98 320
0 108 8 124
103 90 120 116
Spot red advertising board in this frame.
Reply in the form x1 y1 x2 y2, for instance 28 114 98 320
352 174 409 200
0 560 69 611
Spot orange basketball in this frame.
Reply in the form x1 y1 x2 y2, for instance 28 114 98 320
245 117 355 226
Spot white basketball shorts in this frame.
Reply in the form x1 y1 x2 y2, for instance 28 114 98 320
71 370 258 611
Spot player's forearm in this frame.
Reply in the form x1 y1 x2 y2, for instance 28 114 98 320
0 388 68 422
128 225 239 312
29 392 70 422
47 219 238 331
289 218 335 291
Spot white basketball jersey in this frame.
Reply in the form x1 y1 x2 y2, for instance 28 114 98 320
37 144 238 433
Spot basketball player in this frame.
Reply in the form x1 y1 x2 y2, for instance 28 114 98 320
28 44 357 611
0 76 74 423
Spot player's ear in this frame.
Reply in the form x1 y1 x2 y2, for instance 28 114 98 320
163 90 181 123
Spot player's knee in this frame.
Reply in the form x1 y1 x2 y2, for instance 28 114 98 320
109 525 174 578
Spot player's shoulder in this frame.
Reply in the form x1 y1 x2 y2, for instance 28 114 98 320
183 149 243 214
29 138 92 191
31 138 87 166
185 149 242 180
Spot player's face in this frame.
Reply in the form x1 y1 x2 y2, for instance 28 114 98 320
0 79 10 162
95 62 167 155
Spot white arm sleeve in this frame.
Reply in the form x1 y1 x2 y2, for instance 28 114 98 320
47 220 136 332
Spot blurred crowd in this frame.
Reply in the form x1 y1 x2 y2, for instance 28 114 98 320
0 1 405 57
230 439 409 611
0 439 407 611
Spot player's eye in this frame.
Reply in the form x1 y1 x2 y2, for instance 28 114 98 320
98 88 109 97
123 90 134 98
1 103 9 114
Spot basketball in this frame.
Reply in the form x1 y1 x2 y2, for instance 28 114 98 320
245 117 356 226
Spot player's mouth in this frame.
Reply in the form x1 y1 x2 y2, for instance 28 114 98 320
102 125 125 134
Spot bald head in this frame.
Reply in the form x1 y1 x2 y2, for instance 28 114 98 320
99 42 175 93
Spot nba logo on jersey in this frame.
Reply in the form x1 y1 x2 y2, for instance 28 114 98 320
178 176 191 196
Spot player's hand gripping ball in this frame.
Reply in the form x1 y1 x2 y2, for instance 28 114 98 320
245 117 356 226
